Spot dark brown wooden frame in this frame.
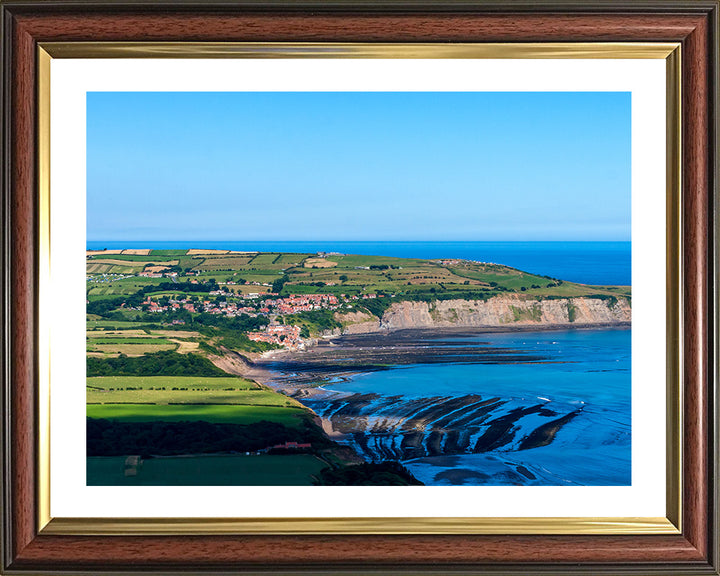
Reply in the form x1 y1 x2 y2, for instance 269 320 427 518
1 1 718 574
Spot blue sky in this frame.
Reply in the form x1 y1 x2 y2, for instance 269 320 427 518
87 91 630 242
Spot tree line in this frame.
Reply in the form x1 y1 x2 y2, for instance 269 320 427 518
87 350 228 377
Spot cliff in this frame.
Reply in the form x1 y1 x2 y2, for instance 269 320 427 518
336 295 630 333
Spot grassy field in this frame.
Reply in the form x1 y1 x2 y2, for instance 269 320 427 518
194 256 255 271
86 329 201 354
276 253 311 266
87 375 302 408
87 454 328 486
87 389 295 405
88 254 179 262
87 375 309 428
87 375 259 389
86 329 184 357
87 319 155 329
86 403 308 427
87 276 168 297
150 249 188 256
87 342 177 357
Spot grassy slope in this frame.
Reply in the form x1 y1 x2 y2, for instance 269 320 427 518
86 403 308 427
87 375 308 425
87 376 301 408
87 375 258 389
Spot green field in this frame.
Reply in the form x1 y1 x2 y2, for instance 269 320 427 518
150 249 189 256
87 375 301 408
87 454 328 486
88 374 307 418
86 403 308 427
86 330 180 354
193 256 255 271
88 254 180 262
87 320 156 329
88 337 168 344
87 375 258 390
87 342 177 356
275 253 311 266
88 389 298 405
87 276 168 297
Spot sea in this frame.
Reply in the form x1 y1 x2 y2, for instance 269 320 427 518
89 240 632 485
86 240 631 286
296 328 631 486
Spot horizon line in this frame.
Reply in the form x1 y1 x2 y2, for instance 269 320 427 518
86 239 632 244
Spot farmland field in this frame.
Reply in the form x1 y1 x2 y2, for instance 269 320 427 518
88 254 180 262
150 249 188 256
87 375 302 408
87 342 177 357
87 454 328 486
193 256 255 270
87 319 156 329
275 253 311 266
87 375 259 389
86 403 308 427
86 329 183 356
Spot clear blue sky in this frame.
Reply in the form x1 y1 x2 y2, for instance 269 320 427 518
87 91 630 242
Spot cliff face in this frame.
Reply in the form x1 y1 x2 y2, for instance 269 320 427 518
375 295 630 331
334 310 380 334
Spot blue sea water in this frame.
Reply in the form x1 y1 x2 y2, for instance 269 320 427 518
308 328 631 486
86 240 631 286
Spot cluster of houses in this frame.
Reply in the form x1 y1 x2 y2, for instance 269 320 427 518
139 290 383 320
87 273 134 284
264 293 340 314
138 270 178 278
246 324 303 349
142 296 256 317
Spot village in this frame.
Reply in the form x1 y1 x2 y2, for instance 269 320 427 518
138 291 357 317
101 281 384 349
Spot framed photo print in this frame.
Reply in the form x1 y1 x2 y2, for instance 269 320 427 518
1 1 717 574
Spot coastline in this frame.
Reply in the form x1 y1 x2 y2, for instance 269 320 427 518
244 324 632 484
223 321 631 393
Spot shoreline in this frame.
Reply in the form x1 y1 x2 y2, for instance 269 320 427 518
211 322 632 476
261 320 631 361
241 321 631 390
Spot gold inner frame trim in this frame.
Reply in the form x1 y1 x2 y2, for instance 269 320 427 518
42 516 678 536
37 46 52 535
40 41 680 59
664 44 683 532
36 41 683 537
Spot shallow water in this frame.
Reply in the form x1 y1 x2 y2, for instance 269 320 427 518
292 328 631 486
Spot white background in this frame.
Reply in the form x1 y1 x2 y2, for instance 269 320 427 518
48 58 667 518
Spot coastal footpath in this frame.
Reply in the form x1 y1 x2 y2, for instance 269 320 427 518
336 295 631 334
